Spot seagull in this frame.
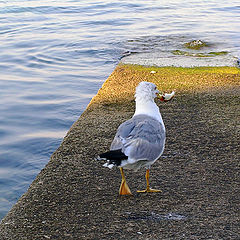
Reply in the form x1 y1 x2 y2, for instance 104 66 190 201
97 81 175 195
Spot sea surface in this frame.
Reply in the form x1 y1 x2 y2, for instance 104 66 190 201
0 0 239 219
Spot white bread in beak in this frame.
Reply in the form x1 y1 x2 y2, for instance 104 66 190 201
158 91 175 102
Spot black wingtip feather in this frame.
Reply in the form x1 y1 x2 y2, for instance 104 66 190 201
98 149 128 166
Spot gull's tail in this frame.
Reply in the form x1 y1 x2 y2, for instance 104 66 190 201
96 149 128 169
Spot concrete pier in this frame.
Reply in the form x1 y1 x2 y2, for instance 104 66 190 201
0 64 239 239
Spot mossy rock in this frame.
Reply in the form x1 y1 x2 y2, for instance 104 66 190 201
184 40 208 50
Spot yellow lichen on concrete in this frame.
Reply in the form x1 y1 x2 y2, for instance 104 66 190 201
87 64 240 110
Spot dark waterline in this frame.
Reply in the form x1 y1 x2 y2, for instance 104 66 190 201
0 0 239 219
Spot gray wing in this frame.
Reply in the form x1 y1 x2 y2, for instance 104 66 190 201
110 115 166 162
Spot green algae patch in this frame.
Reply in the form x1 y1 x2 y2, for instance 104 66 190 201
88 64 240 110
172 50 208 57
208 51 228 56
172 50 229 57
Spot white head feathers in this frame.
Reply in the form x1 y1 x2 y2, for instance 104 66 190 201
135 81 159 102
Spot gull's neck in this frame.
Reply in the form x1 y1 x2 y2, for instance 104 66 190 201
133 98 164 124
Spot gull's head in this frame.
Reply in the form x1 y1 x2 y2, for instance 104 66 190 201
135 81 159 102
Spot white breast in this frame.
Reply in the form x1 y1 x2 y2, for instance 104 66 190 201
133 100 165 131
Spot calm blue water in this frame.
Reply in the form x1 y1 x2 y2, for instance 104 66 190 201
0 0 239 219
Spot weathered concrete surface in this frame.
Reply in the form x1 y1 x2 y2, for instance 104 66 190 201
121 51 238 68
0 65 239 239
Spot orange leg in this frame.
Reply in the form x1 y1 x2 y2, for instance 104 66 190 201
119 167 132 195
137 169 162 193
